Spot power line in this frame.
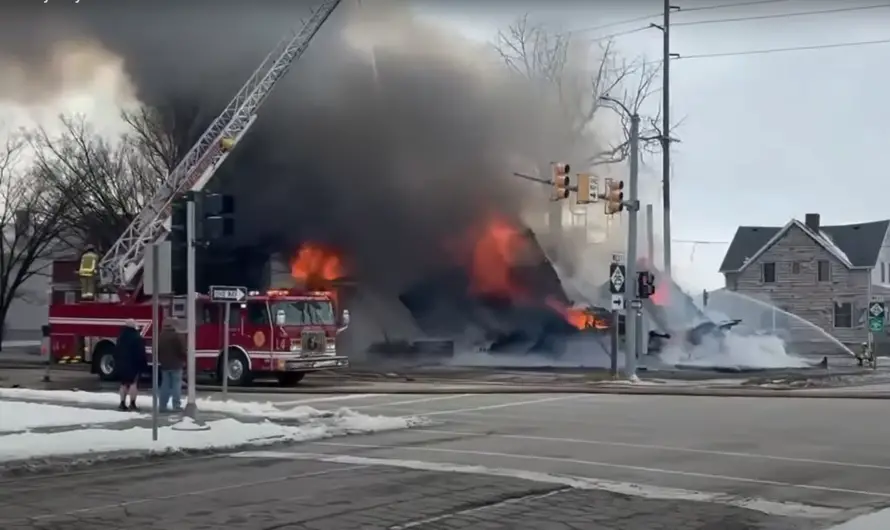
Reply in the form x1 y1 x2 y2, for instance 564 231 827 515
674 4 890 27
680 0 794 12
569 0 796 36
677 38 890 60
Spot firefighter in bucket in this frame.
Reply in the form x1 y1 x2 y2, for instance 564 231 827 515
78 245 99 300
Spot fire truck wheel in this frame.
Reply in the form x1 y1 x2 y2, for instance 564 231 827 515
217 349 252 386
93 342 117 382
277 372 305 386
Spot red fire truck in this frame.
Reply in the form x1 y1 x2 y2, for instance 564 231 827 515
48 285 350 386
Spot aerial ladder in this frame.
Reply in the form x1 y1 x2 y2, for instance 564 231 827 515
97 0 342 293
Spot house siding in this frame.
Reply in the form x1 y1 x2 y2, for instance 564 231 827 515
733 224 869 355
5 256 50 342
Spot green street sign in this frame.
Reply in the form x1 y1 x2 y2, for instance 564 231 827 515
868 301 885 332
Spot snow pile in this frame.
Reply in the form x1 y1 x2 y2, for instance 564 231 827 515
0 401 145 433
0 415 412 462
0 396 427 463
659 333 810 369
827 507 890 529
0 388 353 422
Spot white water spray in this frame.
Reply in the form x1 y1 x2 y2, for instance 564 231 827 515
704 290 855 358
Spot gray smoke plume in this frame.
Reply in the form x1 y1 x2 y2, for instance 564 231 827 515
3 0 579 296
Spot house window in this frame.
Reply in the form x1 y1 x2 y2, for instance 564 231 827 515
761 262 776 283
882 262 886 284
791 261 801 274
817 260 830 282
833 301 853 328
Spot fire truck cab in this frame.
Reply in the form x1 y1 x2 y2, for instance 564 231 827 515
48 267 350 387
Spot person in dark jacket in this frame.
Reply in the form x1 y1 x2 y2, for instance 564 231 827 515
115 318 147 411
157 318 187 412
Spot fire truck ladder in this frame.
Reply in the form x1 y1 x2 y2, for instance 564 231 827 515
98 0 341 289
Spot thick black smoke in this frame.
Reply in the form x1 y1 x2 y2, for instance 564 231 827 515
3 1 574 295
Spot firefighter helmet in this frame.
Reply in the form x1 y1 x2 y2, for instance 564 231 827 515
220 137 235 152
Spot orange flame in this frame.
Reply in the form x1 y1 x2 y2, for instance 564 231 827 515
462 214 605 331
468 215 527 300
546 298 610 330
290 244 344 284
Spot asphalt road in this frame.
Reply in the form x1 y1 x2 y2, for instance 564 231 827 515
3 393 890 529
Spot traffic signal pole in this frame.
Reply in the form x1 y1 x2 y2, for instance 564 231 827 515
183 195 199 420
625 113 641 380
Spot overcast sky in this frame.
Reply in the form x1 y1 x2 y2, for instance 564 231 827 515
416 0 890 290
4 0 887 292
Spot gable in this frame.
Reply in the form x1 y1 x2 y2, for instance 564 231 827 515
736 220 853 274
718 226 780 272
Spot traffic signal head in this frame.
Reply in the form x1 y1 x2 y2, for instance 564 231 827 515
169 196 188 245
198 192 235 242
604 178 625 215
637 271 656 299
551 162 571 201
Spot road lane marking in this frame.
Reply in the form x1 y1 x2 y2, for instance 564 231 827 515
275 394 376 406
307 440 890 500
413 394 583 417
349 394 477 410
414 429 890 471
2 464 367 523
233 450 842 519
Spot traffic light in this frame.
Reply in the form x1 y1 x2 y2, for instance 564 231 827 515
551 162 570 200
604 178 625 215
198 192 235 243
169 195 188 294
637 271 656 299
575 173 599 205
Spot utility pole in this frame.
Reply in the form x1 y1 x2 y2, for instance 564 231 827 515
646 203 655 265
661 0 676 278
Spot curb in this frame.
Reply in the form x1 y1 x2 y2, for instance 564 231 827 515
0 362 86 371
192 383 890 398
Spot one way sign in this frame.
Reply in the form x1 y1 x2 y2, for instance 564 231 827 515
609 263 626 294
209 285 248 303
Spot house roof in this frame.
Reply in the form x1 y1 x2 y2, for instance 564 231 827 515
719 219 889 273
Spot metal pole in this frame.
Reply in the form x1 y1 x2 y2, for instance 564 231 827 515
183 198 198 419
41 324 51 383
867 269 874 367
610 310 619 377
662 0 673 278
625 114 641 380
150 243 160 441
222 303 230 399
646 204 655 265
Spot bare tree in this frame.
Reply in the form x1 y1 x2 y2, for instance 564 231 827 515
0 131 73 347
494 15 667 167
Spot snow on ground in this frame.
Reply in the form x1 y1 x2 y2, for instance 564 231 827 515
0 388 350 421
828 507 890 529
0 413 421 463
0 396 426 463
0 400 144 433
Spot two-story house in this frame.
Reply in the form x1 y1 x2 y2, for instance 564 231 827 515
715 213 890 355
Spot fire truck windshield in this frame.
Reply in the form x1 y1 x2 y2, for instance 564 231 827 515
271 300 335 326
